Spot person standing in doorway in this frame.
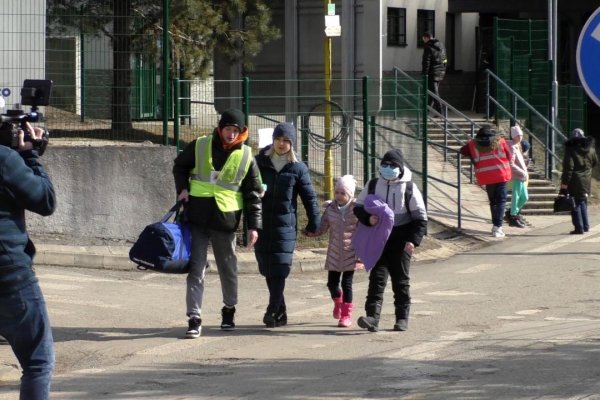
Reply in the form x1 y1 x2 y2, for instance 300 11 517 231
421 31 447 114
173 109 263 338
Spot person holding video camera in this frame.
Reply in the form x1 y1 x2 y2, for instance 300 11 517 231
0 120 56 399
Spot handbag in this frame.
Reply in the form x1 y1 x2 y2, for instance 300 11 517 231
553 194 575 213
129 201 192 273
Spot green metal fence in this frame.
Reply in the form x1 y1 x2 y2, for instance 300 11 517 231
173 76 427 196
493 17 587 133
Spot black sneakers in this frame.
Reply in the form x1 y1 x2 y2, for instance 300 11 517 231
263 305 287 328
221 306 236 331
186 317 202 339
508 215 526 228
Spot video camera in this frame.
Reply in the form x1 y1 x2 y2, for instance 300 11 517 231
0 79 52 155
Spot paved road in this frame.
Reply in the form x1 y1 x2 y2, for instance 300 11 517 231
1 213 600 399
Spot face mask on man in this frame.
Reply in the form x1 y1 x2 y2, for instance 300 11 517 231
379 164 401 180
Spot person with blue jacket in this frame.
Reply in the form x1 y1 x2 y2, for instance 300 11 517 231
0 122 56 399
254 122 320 327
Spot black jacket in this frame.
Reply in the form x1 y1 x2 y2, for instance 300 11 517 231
561 136 598 198
422 38 447 82
0 147 56 294
254 146 320 276
173 130 263 232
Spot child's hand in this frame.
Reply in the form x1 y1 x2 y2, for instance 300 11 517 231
302 229 315 237
369 215 379 225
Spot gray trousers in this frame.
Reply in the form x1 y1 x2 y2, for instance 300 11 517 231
186 224 238 318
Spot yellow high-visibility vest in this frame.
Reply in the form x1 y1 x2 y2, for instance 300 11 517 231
189 136 252 212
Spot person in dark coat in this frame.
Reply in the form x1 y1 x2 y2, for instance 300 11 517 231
421 31 447 113
254 122 321 328
560 128 598 234
0 122 56 399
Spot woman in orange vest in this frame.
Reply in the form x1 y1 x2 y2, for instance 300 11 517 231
460 126 512 238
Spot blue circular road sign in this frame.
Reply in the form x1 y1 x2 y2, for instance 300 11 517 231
577 7 600 107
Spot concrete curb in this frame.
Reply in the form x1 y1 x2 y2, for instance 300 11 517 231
35 244 327 274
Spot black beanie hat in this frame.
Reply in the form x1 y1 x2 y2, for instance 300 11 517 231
381 148 405 171
218 109 246 130
475 125 495 146
273 122 297 147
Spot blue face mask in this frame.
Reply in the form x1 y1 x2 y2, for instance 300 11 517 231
379 164 401 180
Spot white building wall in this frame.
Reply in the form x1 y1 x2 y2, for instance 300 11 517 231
0 0 46 109
383 0 448 72
382 0 478 73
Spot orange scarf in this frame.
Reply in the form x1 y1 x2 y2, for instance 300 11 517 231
219 127 249 150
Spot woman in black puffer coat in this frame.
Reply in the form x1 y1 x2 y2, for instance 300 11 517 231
560 128 598 234
254 122 321 327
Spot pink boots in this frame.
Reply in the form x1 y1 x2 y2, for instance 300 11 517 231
338 303 353 327
332 295 353 327
332 295 343 319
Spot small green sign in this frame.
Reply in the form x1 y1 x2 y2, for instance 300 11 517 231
327 3 335 16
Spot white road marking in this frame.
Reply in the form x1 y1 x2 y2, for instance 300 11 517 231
456 263 500 274
525 224 600 254
425 290 484 296
515 309 543 315
387 331 479 361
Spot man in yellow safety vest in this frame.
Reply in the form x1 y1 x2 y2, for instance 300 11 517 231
173 109 263 338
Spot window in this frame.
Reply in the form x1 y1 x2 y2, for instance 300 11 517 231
387 7 406 46
417 9 435 47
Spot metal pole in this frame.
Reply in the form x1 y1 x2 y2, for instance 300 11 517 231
174 78 180 152
162 0 170 146
422 74 428 208
548 0 558 173
80 32 85 122
362 76 370 183
323 0 334 200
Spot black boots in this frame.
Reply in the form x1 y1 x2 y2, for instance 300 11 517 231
358 303 410 332
394 304 410 331
357 303 381 332
263 304 287 328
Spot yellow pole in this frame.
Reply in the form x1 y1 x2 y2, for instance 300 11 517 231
323 0 333 200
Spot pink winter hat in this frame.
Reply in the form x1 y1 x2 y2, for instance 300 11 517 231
335 175 356 197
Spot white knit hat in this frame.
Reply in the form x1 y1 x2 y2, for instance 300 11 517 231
335 175 356 197
510 125 523 139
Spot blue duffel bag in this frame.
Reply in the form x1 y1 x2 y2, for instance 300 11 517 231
129 201 192 273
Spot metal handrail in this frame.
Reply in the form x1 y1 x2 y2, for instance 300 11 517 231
393 67 482 157
485 68 566 179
